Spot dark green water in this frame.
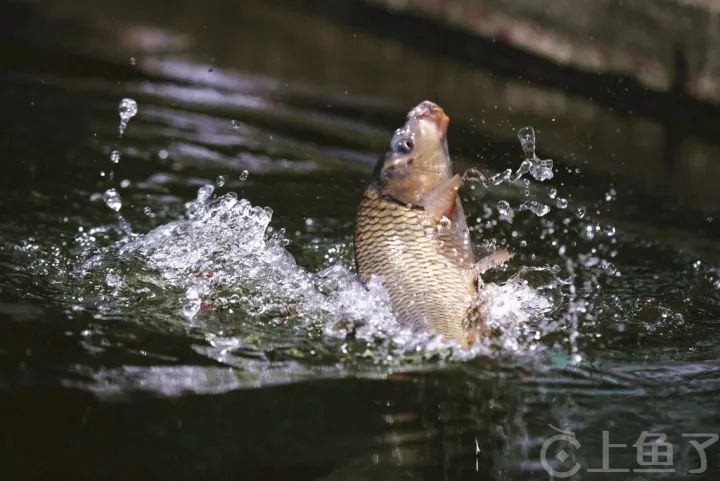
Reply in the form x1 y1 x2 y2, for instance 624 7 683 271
1 1 719 480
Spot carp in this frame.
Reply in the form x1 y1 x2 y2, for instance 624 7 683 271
354 101 508 346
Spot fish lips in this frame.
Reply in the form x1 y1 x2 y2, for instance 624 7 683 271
408 100 450 134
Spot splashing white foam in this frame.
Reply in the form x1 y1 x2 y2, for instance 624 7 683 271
98 184 555 358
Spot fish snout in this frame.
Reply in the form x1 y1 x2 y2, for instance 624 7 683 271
409 100 449 133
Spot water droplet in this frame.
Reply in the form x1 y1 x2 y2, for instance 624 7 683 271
185 201 204 220
530 158 554 181
488 168 512 186
118 218 132 238
230 120 241 130
120 179 131 189
129 57 136 66
600 260 616 275
158 150 169 160
515 159 532 178
182 298 201 321
604 188 617 202
196 184 215 203
110 150 121 164
576 207 585 219
239 170 250 181
556 197 568 209
604 225 616 236
216 175 226 187
707 216 713 223
519 200 550 217
517 126 535 156
103 188 122 212
118 98 138 136
463 167 485 184
497 200 511 216
548 187 557 199
105 272 122 288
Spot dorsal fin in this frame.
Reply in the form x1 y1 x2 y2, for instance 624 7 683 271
421 174 463 221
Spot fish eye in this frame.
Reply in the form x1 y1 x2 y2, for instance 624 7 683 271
399 138 414 153
393 136 414 154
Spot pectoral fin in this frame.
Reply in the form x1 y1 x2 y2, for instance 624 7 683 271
476 249 512 274
422 174 463 221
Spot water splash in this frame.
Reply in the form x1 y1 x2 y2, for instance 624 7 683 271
519 200 550 217
72 182 556 363
483 126 559 219
103 188 122 212
518 126 535 155
497 200 511 216
487 168 513 186
118 98 138 137
105 271 122 288
516 127 554 182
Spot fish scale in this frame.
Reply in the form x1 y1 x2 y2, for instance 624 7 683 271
354 187 476 341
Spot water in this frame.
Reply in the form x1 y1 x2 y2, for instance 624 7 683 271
1 1 720 480
102 188 122 212
118 98 138 137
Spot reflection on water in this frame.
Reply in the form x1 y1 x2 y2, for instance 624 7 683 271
1 0 720 480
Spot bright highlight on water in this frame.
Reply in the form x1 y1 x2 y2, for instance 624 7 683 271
118 98 138 137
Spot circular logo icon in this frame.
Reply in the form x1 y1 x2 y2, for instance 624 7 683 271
540 425 582 478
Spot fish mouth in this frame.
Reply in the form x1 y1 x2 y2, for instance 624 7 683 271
408 100 449 133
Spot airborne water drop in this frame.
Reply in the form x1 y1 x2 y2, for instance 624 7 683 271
517 126 536 157
497 200 511 216
519 200 550 217
118 98 138 137
103 188 122 212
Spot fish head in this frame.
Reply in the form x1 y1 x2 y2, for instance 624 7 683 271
373 100 452 205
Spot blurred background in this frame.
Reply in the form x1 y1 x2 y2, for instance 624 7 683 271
4 0 720 207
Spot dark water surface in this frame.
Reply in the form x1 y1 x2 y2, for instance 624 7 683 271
1 1 720 480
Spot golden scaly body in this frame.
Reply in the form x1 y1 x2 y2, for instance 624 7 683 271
354 186 477 341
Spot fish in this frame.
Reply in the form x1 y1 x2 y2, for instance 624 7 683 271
354 101 509 346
